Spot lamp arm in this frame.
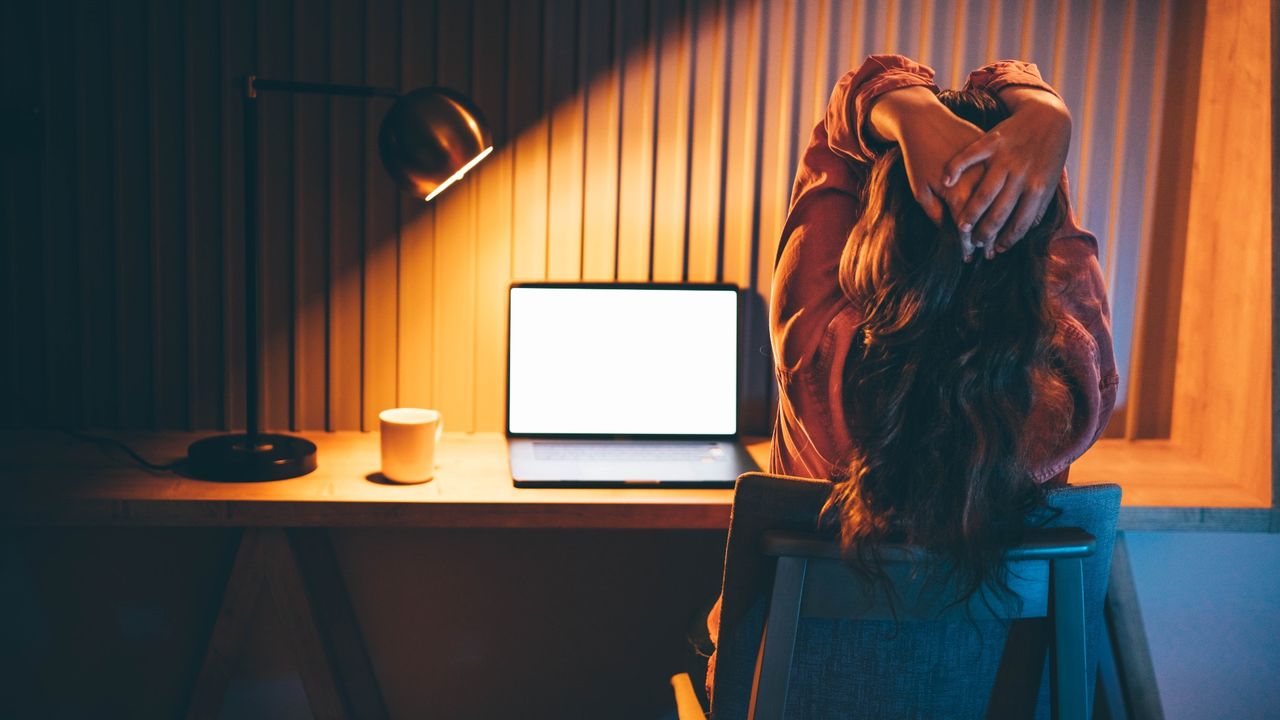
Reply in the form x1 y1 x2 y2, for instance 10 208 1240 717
246 75 399 100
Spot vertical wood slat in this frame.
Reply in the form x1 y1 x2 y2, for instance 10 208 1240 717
258 0 295 432
472 0 513 433
809 0 836 134
185 0 225 429
687 0 728 283
110 0 155 430
396 0 438 413
719 0 762 291
1125 0 1176 440
73 0 118 429
292 0 330 432
1072 0 1104 234
1099 0 1140 435
39 0 82 428
148 0 190 430
221 0 253 431
1171 0 1271 498
327 0 364 431
615 0 657 282
651 0 694 282
433 1 478 432
362 0 400 431
580 0 621 281
753 0 791 295
545 0 586 281
1 1 44 429
509 1 549 282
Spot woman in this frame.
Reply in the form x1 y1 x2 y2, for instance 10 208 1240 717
706 54 1118 698
771 53 1117 591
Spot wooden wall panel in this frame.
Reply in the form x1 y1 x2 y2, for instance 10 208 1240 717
687 0 728 284
396 0 438 415
184 0 227 431
258 0 295 432
148 0 190 431
433 1 477 432
1171 0 1271 500
579 0 621 281
109 0 155 430
615 0 657 282
1 0 1192 438
362 0 402 432
545 0 586 282
292 0 330 432
651 0 693 283
326 0 364 431
471 0 513 434
38 0 82 429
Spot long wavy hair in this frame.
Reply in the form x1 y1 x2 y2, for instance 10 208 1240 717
822 88 1075 603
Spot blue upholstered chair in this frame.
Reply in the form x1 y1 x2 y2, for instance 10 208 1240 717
672 472 1122 720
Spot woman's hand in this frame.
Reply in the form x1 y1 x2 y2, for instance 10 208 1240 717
942 87 1072 258
868 86 989 260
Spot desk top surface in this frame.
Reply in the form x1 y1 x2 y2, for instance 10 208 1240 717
1 431 1275 531
0 432 753 529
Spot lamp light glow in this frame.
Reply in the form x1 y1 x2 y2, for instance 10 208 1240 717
424 145 494 202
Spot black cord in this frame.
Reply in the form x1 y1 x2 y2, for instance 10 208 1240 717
56 427 183 472
3 386 182 472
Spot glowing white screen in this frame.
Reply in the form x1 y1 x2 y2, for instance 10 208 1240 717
508 287 738 435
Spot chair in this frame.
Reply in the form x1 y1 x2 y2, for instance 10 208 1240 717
672 472 1121 719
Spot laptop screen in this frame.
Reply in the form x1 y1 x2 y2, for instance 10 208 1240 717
507 284 739 436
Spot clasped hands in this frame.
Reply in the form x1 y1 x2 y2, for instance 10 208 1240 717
868 85 1072 261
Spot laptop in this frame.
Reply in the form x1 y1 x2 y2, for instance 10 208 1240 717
507 282 760 487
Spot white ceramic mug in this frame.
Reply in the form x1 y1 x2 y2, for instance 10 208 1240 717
379 408 444 483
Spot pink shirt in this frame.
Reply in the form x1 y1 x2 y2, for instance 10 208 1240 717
769 54 1119 484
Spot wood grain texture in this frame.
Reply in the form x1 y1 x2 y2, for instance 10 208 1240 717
184 0 226 431
615 0 657 282
292 0 330 432
396 0 438 414
1171 0 1271 503
362 0 402 432
38 0 82 430
257 0 295 433
433 1 478 432
327 0 365 432
0 433 1271 533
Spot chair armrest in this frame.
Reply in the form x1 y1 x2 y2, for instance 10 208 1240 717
670 673 707 720
762 527 1097 562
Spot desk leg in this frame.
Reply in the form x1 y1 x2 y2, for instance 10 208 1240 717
185 528 388 720
1103 532 1165 720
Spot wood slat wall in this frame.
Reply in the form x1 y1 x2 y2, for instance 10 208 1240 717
0 0 1177 434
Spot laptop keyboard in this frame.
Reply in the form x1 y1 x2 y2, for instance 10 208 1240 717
531 442 723 462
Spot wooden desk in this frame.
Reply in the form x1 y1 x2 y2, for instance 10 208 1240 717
0 431 758 530
3 431 1274 532
1 430 1273 718
0 431 760 719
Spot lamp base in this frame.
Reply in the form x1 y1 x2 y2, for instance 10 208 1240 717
187 433 318 482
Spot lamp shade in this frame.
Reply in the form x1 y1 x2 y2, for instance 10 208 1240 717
378 86 493 201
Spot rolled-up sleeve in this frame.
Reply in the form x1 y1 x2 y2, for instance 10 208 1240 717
964 60 1060 99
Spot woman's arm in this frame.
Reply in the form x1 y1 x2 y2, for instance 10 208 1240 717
944 62 1073 256
772 55 938 371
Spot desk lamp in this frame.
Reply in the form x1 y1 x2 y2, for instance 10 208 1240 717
187 77 493 482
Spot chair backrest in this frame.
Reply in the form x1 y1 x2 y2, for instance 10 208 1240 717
708 472 1121 720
